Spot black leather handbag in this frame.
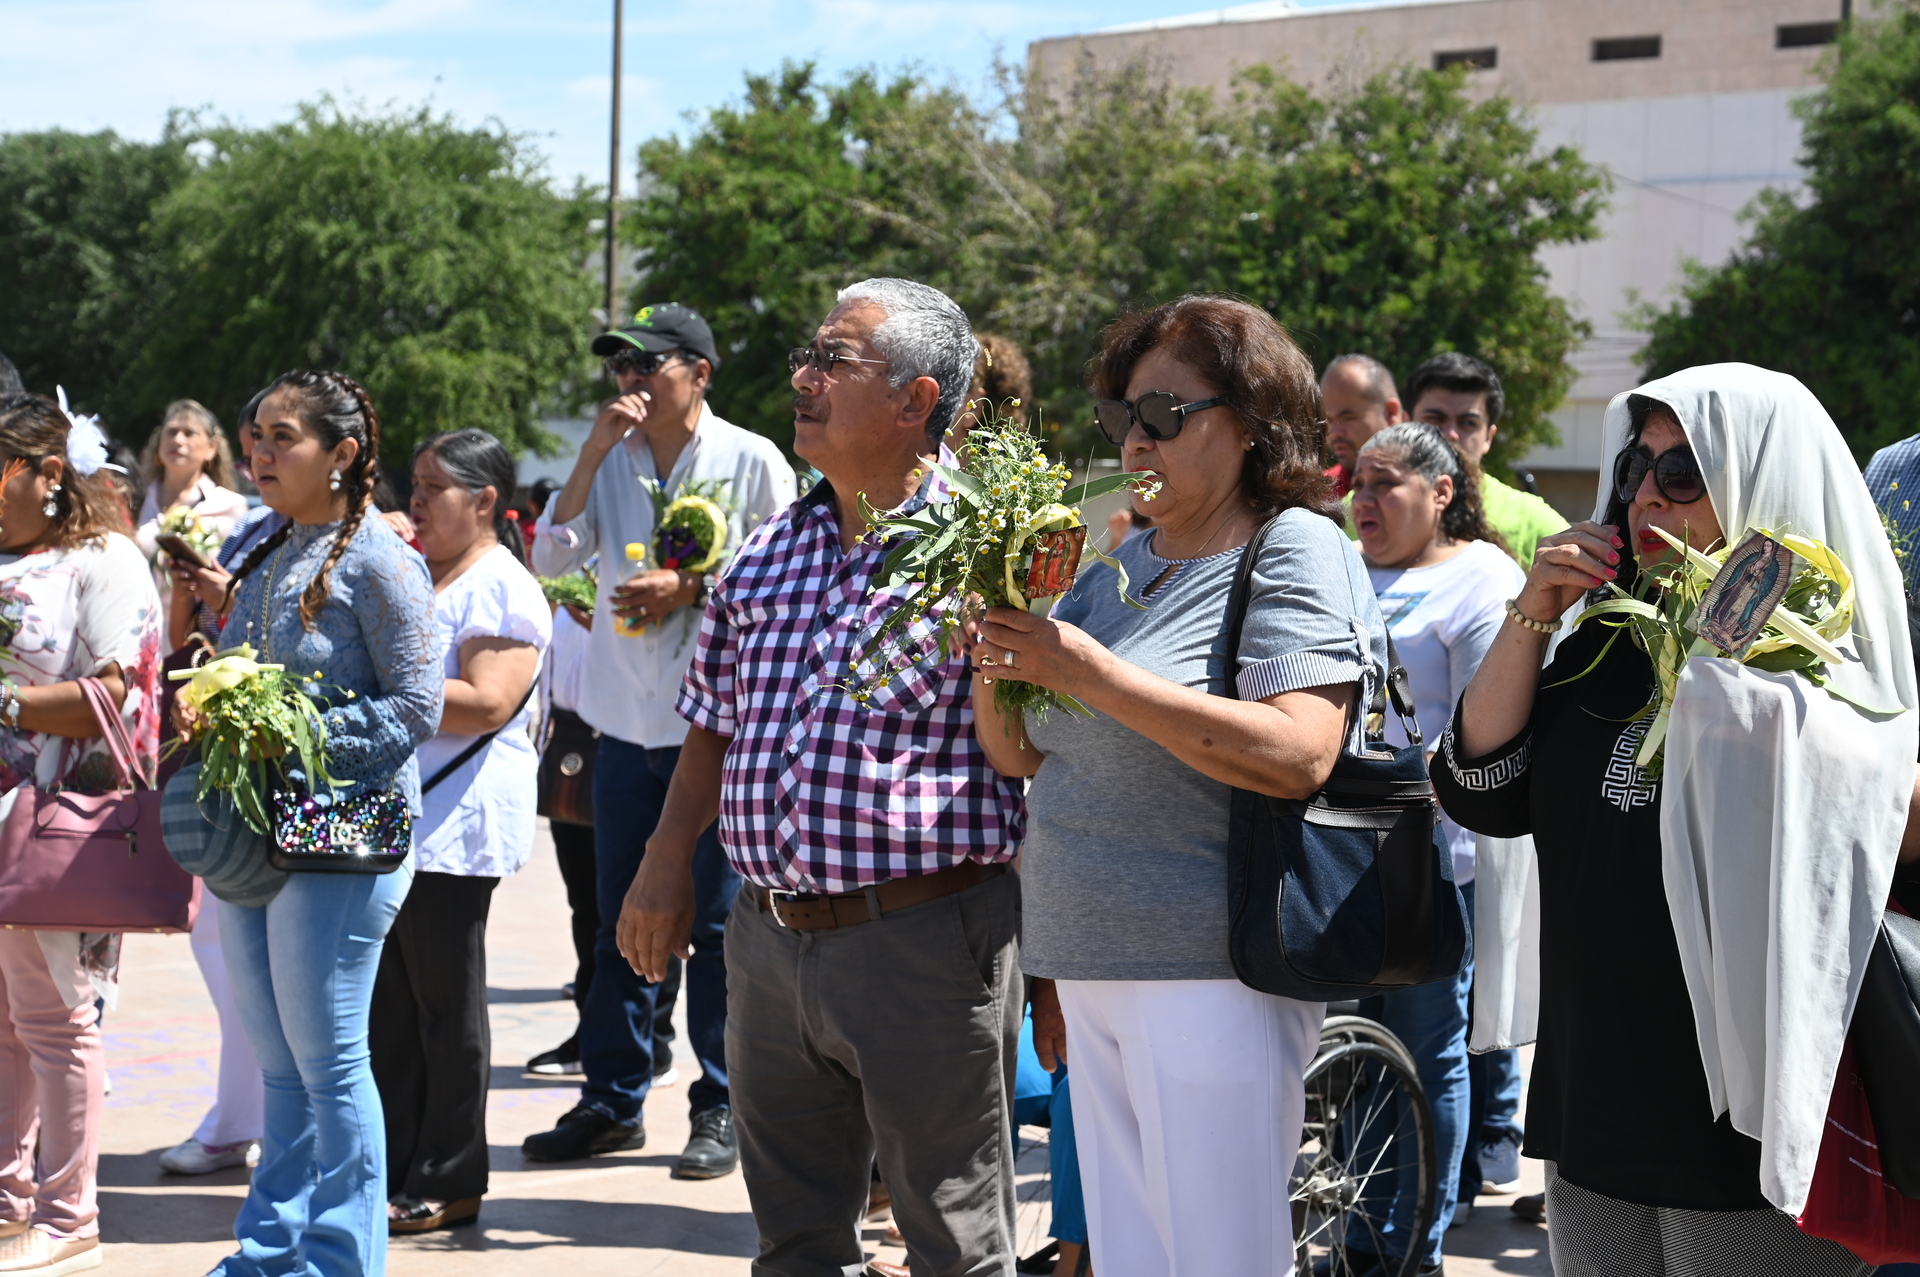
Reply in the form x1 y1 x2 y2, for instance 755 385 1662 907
1853 905 1920 1198
537 707 598 828
1853 592 1920 1198
1223 515 1472 1001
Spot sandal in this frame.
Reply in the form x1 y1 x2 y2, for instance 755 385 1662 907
389 1195 482 1234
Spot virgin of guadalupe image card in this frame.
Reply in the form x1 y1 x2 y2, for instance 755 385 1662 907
1025 526 1087 601
1695 531 1799 657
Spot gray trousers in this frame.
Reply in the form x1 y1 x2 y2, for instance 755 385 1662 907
725 869 1022 1277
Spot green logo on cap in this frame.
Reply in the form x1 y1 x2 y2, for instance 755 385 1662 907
633 306 656 327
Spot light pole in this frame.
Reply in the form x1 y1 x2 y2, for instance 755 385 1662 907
605 0 623 329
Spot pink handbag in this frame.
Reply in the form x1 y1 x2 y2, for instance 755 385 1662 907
0 677 198 933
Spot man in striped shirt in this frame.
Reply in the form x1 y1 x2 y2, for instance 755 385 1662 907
617 279 1026 1277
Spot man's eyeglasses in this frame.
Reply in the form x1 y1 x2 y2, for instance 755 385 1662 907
1613 443 1707 505
1093 392 1230 446
605 348 688 378
788 346 889 377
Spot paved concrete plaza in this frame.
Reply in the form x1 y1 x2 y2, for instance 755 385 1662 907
94 822 1550 1276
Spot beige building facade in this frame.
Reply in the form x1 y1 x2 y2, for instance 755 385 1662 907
1031 0 1856 515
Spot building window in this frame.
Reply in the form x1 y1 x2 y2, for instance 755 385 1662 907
1593 35 1662 61
1778 21 1840 48
1434 47 1497 71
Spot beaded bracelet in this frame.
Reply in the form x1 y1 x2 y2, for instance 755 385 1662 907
1504 598 1562 634
0 684 20 730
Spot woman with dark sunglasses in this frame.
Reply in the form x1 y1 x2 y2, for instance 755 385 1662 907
967 295 1389 1275
1436 368 1918 1276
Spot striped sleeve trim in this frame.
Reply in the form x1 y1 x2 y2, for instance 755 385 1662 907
1237 652 1366 702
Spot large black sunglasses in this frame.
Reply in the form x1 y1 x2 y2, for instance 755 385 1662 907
1093 392 1230 446
605 348 688 378
1613 443 1706 505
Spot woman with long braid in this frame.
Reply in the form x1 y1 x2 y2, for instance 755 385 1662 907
188 370 441 1277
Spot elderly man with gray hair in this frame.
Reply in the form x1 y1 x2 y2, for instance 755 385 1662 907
617 278 1027 1277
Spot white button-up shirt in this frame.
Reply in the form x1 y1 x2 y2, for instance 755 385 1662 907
532 403 796 749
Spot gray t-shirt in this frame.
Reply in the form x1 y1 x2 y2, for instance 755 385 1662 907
1020 507 1390 982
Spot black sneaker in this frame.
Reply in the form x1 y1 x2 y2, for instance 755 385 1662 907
527 1036 582 1076
520 1103 644 1162
673 1106 738 1180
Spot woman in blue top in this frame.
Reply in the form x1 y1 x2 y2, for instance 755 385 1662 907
198 369 441 1277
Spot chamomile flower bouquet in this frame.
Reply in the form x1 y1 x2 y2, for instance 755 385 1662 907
1567 525 1858 774
845 406 1159 721
156 508 224 562
169 646 346 834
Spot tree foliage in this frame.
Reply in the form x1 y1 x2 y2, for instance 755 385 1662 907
1 103 599 466
628 58 1607 470
0 124 193 421
1640 3 1920 461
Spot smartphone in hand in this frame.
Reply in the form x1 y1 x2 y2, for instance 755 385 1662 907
155 532 212 570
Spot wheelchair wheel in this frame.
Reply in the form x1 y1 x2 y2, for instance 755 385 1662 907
1291 1036 1437 1277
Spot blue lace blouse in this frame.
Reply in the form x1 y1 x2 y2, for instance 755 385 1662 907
226 516 443 811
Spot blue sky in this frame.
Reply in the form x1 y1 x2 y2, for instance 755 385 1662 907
0 0 1367 189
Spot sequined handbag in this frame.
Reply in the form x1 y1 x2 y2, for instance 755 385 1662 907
267 784 411 874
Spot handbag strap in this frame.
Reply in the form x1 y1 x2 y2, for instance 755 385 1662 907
1222 514 1422 747
421 678 537 795
57 675 149 794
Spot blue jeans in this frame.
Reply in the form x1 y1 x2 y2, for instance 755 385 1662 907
1349 880 1475 1266
1460 1046 1525 1195
214 866 412 1277
580 736 737 1120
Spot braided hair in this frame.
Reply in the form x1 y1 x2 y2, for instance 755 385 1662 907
225 369 383 629
1359 422 1509 556
412 428 525 564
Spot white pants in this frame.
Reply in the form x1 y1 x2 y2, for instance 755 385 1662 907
1055 979 1322 1277
186 903 265 1147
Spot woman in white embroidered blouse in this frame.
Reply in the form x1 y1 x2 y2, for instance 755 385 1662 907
369 428 549 1236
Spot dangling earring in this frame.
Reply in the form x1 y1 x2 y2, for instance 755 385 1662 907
42 483 60 518
328 470 342 492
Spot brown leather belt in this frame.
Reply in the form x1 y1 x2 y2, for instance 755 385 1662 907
750 860 1005 931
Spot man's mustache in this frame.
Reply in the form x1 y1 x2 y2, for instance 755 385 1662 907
792 393 828 420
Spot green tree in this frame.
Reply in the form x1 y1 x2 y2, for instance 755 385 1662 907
625 65 981 455
1639 4 1920 461
130 101 600 464
1229 65 1607 475
0 124 193 420
627 57 1606 470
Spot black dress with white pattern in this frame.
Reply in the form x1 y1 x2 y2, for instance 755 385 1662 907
1433 618 1771 1212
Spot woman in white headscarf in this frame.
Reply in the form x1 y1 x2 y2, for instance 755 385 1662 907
1431 364 1917 1276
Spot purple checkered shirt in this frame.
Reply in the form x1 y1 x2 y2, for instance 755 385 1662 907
675 477 1026 894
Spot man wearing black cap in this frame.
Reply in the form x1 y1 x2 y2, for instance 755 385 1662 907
525 304 796 1175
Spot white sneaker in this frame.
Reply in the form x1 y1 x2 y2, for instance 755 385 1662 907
1477 1132 1523 1194
0 1226 101 1275
158 1138 260 1175
652 1066 680 1087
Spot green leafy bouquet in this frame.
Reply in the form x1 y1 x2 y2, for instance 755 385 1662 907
1564 526 1858 774
845 409 1159 721
537 572 596 612
169 645 347 833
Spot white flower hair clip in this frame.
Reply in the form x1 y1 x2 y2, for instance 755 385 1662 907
54 386 125 477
